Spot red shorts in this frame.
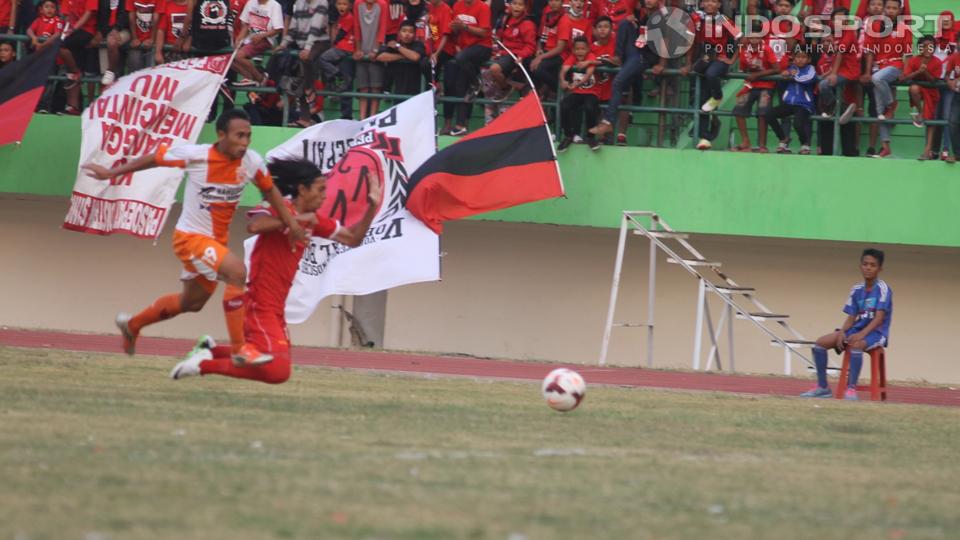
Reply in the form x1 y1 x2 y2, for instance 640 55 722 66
917 87 940 120
244 305 290 356
239 39 272 58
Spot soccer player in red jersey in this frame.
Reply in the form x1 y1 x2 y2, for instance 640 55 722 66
169 159 383 384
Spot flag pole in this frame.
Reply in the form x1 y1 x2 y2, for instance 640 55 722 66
493 38 566 197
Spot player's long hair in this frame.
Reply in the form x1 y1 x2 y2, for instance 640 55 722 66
267 158 324 198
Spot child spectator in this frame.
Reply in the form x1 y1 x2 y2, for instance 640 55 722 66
933 11 956 160
125 0 157 72
0 40 13 67
862 0 911 158
243 85 285 125
27 0 64 51
99 0 131 86
384 0 403 41
61 0 97 114
377 20 426 95
276 0 331 118
353 0 387 119
233 0 285 86
531 0 569 96
731 33 778 152
765 47 816 154
481 0 535 104
558 36 600 151
903 35 943 160
445 0 492 135
766 0 802 61
946 46 960 163
801 248 891 401
318 0 355 92
27 0 64 112
588 14 617 110
686 0 741 150
565 0 591 49
153 0 189 65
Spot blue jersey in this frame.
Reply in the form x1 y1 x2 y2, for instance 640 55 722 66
843 280 892 338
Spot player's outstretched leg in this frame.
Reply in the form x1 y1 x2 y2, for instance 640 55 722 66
170 335 218 379
118 293 184 355
218 253 272 367
196 345 292 385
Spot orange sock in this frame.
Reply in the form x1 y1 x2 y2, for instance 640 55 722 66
129 294 182 335
223 284 246 353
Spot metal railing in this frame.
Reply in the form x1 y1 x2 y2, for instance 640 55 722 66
5 33 953 156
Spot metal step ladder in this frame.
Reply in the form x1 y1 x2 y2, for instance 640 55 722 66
599 211 814 374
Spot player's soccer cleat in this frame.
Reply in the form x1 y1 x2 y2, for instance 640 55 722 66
115 312 138 356
800 386 833 398
170 347 212 380
193 335 216 351
232 344 273 367
701 97 720 112
844 388 859 401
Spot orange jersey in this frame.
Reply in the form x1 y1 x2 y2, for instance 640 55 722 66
155 144 274 244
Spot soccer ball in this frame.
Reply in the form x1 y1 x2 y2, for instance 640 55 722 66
541 368 586 412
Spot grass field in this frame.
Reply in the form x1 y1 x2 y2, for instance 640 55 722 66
2 346 960 540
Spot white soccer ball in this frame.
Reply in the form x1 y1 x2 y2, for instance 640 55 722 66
541 368 586 412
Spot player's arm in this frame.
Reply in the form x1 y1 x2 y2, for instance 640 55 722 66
330 169 383 247
262 184 307 248
846 310 885 342
82 153 159 180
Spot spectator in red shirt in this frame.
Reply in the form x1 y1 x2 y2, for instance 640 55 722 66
318 0 355 92
597 0 634 26
588 15 617 107
903 36 943 160
531 0 569 96
153 0 190 65
558 37 600 151
61 0 98 114
862 0 911 158
818 7 858 121
0 0 18 34
482 0 535 100
126 0 158 72
428 0 454 80
27 0 64 51
444 0 492 136
565 0 591 55
731 32 779 152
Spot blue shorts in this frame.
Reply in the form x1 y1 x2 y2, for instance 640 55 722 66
845 328 887 350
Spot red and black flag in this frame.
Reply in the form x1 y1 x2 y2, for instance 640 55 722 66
0 40 60 147
405 92 565 234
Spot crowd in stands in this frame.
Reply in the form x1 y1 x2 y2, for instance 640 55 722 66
0 0 958 159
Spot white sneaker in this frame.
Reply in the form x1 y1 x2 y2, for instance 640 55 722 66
839 103 857 125
701 97 721 113
696 138 712 150
100 70 115 86
910 111 924 128
170 347 212 380
572 134 583 144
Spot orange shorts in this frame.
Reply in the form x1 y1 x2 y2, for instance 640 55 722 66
172 230 228 292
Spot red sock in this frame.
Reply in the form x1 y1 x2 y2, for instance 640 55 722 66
223 285 246 354
129 294 182 335
200 347 291 384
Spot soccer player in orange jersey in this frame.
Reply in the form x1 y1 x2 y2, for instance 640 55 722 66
169 158 383 383
82 109 307 366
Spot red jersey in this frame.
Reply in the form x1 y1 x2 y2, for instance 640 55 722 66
692 11 741 59
590 35 616 100
385 0 404 37
947 52 960 83
597 0 634 26
904 55 943 82
0 0 11 28
126 0 158 41
429 1 455 55
246 200 339 316
495 15 536 60
832 26 861 79
452 0 492 49
157 0 189 44
29 15 65 38
334 11 355 52
803 0 851 16
564 53 600 96
863 24 912 71
738 41 780 89
539 10 570 51
65 0 99 35
565 16 592 59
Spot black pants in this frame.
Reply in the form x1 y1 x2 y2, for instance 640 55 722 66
533 55 562 94
561 93 599 138
766 103 812 146
437 51 457 121
817 119 858 156
950 94 960 156
693 59 729 141
446 45 491 126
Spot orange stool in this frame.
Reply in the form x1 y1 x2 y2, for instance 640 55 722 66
836 347 887 401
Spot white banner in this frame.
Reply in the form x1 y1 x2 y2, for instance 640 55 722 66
63 55 232 238
256 91 441 324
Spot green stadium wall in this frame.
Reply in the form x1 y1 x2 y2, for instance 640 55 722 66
2 115 959 247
